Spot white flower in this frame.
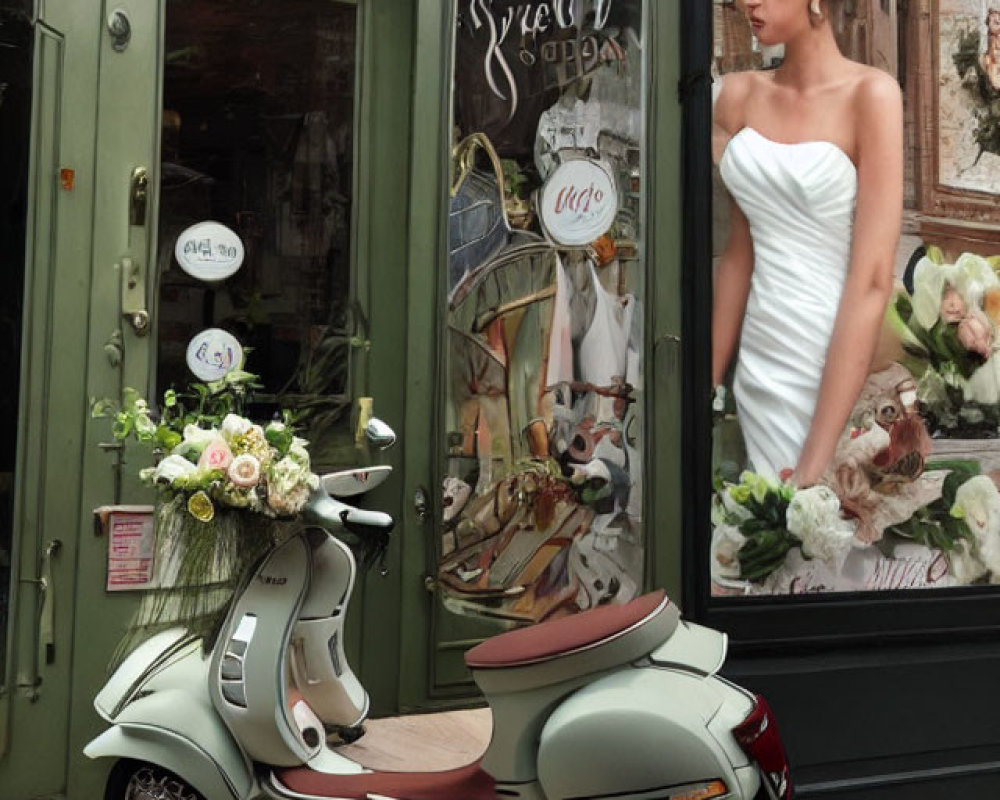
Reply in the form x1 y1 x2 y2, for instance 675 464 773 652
785 485 858 571
911 257 954 329
948 539 989 585
710 524 747 584
952 475 1000 576
786 485 841 538
179 425 217 449
228 453 261 488
151 454 198 484
963 352 1000 405
287 436 311 468
954 252 999 310
220 413 253 440
266 455 318 516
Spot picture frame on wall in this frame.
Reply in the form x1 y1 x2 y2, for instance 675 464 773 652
912 0 1000 253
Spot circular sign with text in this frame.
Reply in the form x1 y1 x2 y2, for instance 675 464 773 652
185 328 243 382
174 221 245 282
538 158 619 247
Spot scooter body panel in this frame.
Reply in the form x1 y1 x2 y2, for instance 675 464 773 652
210 532 321 767
648 620 728 676
93 628 196 721
290 530 368 728
84 691 254 800
537 666 760 800
472 597 680 784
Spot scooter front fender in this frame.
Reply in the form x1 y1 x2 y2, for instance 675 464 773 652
85 688 254 800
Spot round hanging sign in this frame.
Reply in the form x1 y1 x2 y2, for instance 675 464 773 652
538 158 619 247
185 328 243 382
174 221 245 282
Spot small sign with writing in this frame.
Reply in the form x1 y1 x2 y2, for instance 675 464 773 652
96 505 156 592
186 328 243 382
175 221 245 282
538 158 618 246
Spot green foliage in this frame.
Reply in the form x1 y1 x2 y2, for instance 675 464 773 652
887 461 980 552
92 369 265 451
719 473 800 583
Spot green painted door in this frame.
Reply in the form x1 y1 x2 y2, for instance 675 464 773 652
0 0 121 797
0 1 417 798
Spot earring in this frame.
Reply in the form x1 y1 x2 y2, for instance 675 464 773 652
809 0 823 17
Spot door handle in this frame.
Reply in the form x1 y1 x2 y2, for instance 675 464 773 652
38 539 62 666
129 166 148 226
120 166 151 336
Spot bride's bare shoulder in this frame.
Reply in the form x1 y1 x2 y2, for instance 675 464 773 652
849 64 902 112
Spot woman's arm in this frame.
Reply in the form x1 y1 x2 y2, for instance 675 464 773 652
712 199 755 386
792 73 904 486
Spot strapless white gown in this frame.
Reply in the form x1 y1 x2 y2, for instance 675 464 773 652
720 127 858 479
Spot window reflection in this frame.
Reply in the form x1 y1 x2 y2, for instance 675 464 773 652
440 1 647 624
157 1 357 470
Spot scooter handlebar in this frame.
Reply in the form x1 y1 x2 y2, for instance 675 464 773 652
303 490 396 539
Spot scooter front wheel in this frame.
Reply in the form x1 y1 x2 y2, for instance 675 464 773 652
105 759 206 800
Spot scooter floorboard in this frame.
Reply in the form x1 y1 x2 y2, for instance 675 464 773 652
336 708 491 772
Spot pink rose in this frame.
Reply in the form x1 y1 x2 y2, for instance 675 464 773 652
198 438 234 471
958 314 993 358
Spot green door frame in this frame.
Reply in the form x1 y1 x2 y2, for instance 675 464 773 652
0 1 107 797
0 1 418 797
396 0 685 711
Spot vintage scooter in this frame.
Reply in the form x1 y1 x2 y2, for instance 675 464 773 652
85 422 792 800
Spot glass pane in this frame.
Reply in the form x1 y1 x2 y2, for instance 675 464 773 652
709 2 1000 597
439 2 647 624
0 7 31 682
157 0 357 470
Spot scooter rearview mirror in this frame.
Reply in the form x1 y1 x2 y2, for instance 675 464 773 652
365 417 397 450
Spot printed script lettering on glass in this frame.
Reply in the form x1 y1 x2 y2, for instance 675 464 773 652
467 0 616 121
186 328 243 383
175 221 245 282
709 3 1000 598
442 1 645 624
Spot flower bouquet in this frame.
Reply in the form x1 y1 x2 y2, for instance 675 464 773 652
94 370 318 656
711 472 858 588
887 249 1000 437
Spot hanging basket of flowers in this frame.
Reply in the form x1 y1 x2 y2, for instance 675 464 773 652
93 370 318 661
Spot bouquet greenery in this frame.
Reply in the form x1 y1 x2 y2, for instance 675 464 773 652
94 370 317 657
886 248 1000 437
94 370 318 523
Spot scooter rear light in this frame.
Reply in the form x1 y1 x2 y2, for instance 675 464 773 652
668 779 729 799
732 694 792 799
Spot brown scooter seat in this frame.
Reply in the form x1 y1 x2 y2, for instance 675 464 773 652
465 590 670 669
270 762 495 800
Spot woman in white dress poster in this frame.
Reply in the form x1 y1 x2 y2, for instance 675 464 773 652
712 0 903 487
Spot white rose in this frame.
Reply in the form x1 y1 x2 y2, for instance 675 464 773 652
786 485 842 539
786 485 858 571
152 454 198 484
220 413 253 440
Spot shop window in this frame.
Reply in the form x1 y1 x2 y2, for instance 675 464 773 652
707 1 1000 601
439 1 648 624
155 0 358 471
